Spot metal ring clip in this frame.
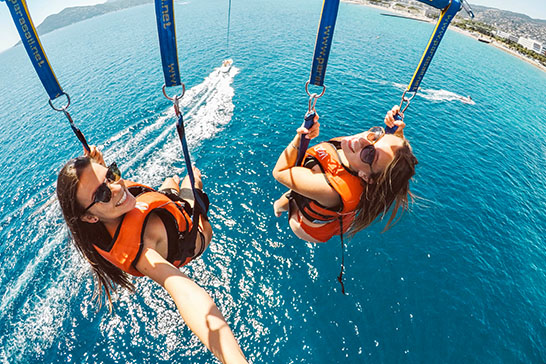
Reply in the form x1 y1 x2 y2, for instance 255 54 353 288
162 83 186 101
48 92 71 112
305 81 326 99
162 84 186 117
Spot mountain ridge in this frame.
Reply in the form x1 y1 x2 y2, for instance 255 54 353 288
35 0 152 36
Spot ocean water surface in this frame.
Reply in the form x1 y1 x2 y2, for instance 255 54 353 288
0 0 545 363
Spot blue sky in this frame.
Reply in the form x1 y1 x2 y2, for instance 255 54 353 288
0 0 545 53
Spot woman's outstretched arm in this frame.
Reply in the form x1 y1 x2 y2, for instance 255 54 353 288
136 248 247 364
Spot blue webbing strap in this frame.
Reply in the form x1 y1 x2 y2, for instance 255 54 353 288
385 0 463 134
297 0 340 165
3 0 90 152
415 0 451 10
175 104 207 215
154 0 206 217
406 0 462 93
296 111 316 166
154 0 182 87
3 0 62 99
309 0 340 87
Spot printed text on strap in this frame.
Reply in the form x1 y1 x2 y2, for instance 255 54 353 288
405 0 462 93
4 0 63 100
154 0 182 87
309 0 340 87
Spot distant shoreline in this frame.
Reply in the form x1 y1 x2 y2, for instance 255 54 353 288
380 12 430 23
450 26 546 73
343 0 546 73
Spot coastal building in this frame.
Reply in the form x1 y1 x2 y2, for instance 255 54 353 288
495 30 518 43
517 37 543 54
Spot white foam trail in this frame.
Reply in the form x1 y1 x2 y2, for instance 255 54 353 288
392 82 475 105
418 88 475 105
131 65 238 184
1 63 239 361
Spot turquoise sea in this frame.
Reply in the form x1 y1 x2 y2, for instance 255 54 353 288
1 0 546 362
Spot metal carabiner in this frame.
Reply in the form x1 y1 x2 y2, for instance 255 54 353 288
305 81 326 113
162 84 186 117
398 90 417 115
308 94 319 113
48 91 90 152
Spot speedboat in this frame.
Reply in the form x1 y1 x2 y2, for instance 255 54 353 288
220 59 233 73
460 95 475 105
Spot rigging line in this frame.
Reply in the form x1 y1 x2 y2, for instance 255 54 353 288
226 0 232 54
154 0 206 215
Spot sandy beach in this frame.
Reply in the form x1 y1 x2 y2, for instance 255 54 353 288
343 0 546 73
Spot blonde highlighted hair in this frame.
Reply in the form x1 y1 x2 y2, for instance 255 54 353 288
348 138 417 237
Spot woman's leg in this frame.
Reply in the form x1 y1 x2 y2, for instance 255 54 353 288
159 175 180 192
273 191 290 217
181 168 211 257
179 167 203 209
288 202 323 243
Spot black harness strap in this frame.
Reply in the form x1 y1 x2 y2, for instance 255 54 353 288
337 217 346 294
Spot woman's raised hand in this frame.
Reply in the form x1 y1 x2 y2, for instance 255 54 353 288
84 145 106 166
384 105 405 133
297 112 320 140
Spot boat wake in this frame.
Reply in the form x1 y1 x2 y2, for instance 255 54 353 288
393 82 475 105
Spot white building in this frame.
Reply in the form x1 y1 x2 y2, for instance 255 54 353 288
496 30 518 43
518 37 543 54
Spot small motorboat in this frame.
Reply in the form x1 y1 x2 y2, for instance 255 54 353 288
220 59 233 73
459 95 475 105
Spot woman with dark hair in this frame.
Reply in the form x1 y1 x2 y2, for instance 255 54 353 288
56 148 247 364
272 105 418 243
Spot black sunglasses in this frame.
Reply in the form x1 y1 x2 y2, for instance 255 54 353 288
359 127 385 171
82 162 121 214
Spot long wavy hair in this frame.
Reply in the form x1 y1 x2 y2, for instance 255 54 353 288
348 138 418 237
57 156 134 310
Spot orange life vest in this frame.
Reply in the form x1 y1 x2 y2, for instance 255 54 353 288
292 141 364 242
93 181 194 277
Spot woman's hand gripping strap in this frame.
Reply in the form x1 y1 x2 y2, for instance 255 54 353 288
385 90 414 134
296 82 325 165
296 112 317 166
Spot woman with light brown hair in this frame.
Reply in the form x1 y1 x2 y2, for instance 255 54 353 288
56 147 247 364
